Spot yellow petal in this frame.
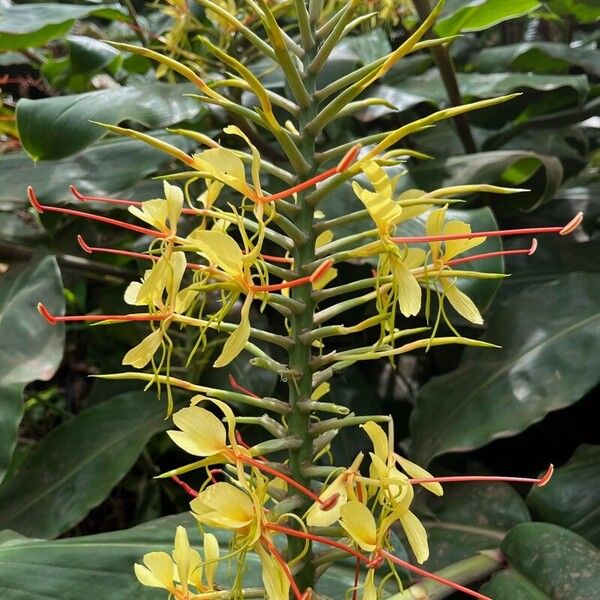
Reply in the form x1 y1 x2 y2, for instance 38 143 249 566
399 510 429 563
305 474 347 527
362 421 389 463
129 199 168 231
340 501 377 551
224 125 263 197
203 532 219 589
442 279 483 325
443 220 486 260
214 294 251 368
404 247 426 270
164 181 183 234
192 147 253 199
138 551 174 589
256 544 289 600
124 281 143 306
122 328 163 368
189 229 244 278
311 382 330 401
175 287 198 313
167 406 227 456
362 569 377 600
395 454 443 497
316 230 334 247
190 482 254 529
391 257 422 317
426 207 446 261
136 256 171 306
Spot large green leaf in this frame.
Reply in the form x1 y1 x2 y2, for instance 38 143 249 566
407 151 563 213
0 4 128 50
16 83 201 160
410 273 600 465
0 392 169 539
0 256 65 484
481 523 600 598
544 0 600 23
435 0 541 37
422 482 530 571
527 445 600 545
0 513 358 599
476 43 600 77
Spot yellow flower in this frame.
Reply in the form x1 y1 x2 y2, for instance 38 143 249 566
190 482 256 531
256 544 290 600
129 181 183 236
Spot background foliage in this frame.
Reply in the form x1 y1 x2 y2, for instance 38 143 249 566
1 0 598 597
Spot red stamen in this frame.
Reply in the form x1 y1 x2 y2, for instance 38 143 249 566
228 374 261 398
408 464 554 488
170 475 198 497
28 187 166 238
37 302 168 325
260 535 304 600
76 235 207 270
209 468 224 484
250 259 333 292
70 185 202 216
238 455 323 504
391 214 583 245
258 144 361 203
260 253 294 265
319 493 340 512
445 238 537 267
380 550 491 600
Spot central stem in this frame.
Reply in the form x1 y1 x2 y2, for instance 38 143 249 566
286 27 319 594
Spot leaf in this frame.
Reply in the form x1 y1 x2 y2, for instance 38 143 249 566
421 482 530 571
481 523 600 599
16 83 202 160
68 36 121 76
410 273 600 466
0 392 169 538
0 513 358 598
476 43 600 77
0 4 128 50
544 0 600 23
435 0 541 37
527 445 600 545
0 256 65 484
0 133 196 204
407 151 563 213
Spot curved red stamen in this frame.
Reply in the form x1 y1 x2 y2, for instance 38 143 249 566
445 238 538 267
408 464 554 488
28 187 166 238
336 143 361 172
380 550 491 600
76 235 93 254
229 374 260 398
260 253 294 265
251 259 333 293
37 302 168 324
392 215 583 245
170 475 198 498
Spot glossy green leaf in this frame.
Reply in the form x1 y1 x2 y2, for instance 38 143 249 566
544 0 600 23
476 42 600 77
527 445 600 545
407 151 563 213
0 513 358 598
411 273 600 465
0 4 128 50
422 482 530 571
435 0 541 37
0 392 169 538
481 523 600 598
68 36 121 75
0 256 65 484
16 83 201 160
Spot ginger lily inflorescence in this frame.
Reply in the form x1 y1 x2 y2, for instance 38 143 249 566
31 2 577 598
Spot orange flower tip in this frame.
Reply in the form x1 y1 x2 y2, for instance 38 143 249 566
528 238 538 256
537 464 554 487
37 302 57 325
77 235 93 254
559 212 583 235
27 186 44 212
320 493 339 511
301 589 313 600
336 143 362 172
310 259 334 283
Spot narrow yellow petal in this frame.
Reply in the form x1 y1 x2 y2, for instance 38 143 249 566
443 220 486 260
129 199 169 231
188 229 244 278
167 406 227 456
362 421 389 463
399 510 429 564
203 532 219 589
395 454 443 497
340 501 377 551
391 257 422 317
122 328 163 368
426 207 446 261
140 552 175 589
256 544 290 600
163 181 183 234
214 295 251 368
442 279 483 325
